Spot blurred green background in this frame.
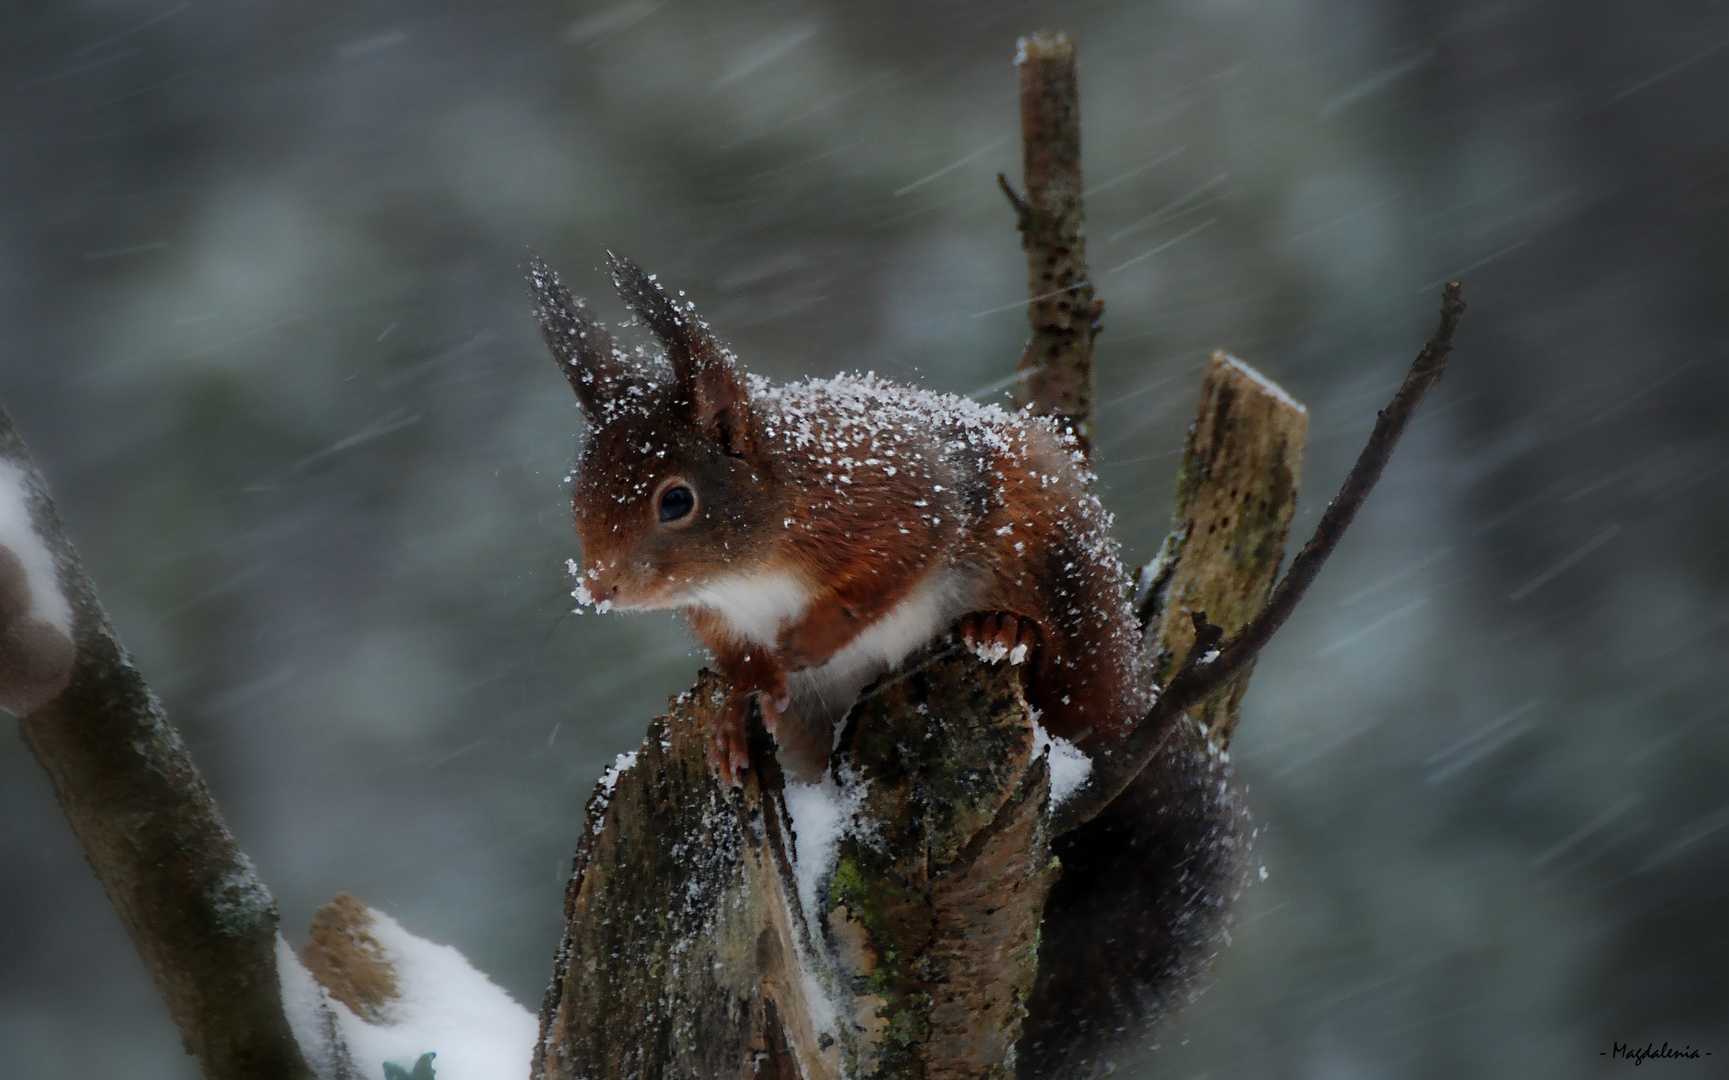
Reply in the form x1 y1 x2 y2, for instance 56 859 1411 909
0 1 1722 1077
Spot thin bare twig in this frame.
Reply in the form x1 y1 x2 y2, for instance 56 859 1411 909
1052 282 1467 834
1008 31 1103 455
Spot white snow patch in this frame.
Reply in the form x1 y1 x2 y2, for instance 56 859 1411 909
970 638 1011 664
599 748 639 795
780 773 865 1054
1222 354 1306 412
1032 721 1093 807
568 559 596 612
967 631 1034 665
277 910 536 1080
796 961 841 1064
782 773 863 922
0 463 71 636
1135 547 1172 609
276 936 349 1080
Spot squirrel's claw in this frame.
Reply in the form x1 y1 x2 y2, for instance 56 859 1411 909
757 669 790 733
710 692 752 788
960 611 1038 666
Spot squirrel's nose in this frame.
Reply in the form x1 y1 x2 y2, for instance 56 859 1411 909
578 559 619 599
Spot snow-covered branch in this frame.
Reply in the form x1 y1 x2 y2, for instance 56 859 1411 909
0 403 314 1080
0 399 541 1080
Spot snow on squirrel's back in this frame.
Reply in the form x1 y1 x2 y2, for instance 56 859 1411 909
751 371 1131 624
751 372 1044 462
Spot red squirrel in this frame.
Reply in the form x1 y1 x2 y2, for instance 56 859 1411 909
529 253 1149 786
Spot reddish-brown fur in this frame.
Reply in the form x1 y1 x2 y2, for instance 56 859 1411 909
531 254 1147 784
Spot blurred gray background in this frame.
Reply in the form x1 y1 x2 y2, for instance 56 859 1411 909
0 0 1723 1076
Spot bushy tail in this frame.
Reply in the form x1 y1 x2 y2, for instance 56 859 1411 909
1019 719 1252 1078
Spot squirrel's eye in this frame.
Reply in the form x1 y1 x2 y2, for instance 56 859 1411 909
658 484 696 523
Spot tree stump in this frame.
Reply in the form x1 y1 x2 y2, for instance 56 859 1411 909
535 644 1063 1080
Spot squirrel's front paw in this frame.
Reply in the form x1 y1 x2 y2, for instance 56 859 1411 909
708 681 791 788
753 666 791 734
960 612 1037 666
709 692 752 788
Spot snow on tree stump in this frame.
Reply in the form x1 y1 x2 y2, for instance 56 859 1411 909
534 647 1056 1080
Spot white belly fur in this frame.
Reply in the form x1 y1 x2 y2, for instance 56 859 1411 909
819 567 975 686
788 567 979 728
688 567 813 646
691 564 979 757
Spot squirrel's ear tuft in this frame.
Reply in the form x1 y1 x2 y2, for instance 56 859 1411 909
607 252 755 458
527 255 637 420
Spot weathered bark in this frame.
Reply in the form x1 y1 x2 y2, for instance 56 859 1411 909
1020 353 1307 1077
0 405 315 1080
535 670 841 1080
1003 31 1101 454
534 648 1056 1080
1137 351 1309 746
825 648 1054 1079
